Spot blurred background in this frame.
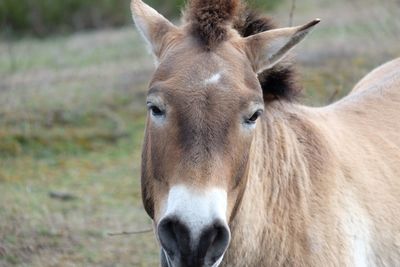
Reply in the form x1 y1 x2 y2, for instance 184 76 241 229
0 0 399 266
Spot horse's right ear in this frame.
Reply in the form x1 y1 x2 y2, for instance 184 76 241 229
131 0 177 60
244 19 320 73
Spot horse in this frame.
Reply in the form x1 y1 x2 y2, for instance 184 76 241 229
130 0 400 266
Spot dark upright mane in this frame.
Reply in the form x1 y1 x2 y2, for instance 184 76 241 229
186 0 240 50
185 0 301 101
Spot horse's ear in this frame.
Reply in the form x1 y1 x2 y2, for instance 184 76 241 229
131 0 177 59
244 19 320 73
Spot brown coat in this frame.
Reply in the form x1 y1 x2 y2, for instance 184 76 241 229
131 0 400 266
224 58 400 266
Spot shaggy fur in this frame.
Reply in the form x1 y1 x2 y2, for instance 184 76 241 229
233 9 275 37
186 0 300 101
131 1 400 266
186 0 240 50
258 65 301 101
221 59 400 266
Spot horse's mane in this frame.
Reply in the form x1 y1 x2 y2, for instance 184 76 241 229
185 0 301 101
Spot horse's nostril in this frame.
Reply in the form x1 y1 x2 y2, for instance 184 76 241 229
158 217 230 266
199 221 231 264
158 217 191 259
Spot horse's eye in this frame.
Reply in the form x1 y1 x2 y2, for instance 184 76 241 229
245 110 263 124
148 105 165 117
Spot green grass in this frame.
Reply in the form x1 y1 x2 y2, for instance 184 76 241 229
0 28 149 72
0 0 282 37
0 86 160 266
0 27 159 266
0 0 399 265
0 145 160 266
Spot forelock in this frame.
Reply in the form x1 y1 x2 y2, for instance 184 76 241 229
179 0 301 102
185 0 241 50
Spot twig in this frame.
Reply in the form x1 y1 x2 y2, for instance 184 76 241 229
289 0 296 26
49 191 77 201
328 87 340 104
107 228 153 236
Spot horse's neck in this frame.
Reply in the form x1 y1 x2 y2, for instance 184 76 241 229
225 104 331 266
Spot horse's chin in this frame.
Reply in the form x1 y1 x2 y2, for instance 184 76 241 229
160 249 225 267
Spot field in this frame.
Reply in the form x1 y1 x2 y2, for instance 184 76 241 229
0 0 399 266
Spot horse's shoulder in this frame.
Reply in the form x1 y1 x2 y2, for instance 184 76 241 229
351 57 400 94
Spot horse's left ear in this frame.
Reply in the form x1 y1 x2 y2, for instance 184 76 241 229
244 19 320 73
131 0 178 59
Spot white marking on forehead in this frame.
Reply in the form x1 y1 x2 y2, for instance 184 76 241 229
160 185 228 241
204 71 223 86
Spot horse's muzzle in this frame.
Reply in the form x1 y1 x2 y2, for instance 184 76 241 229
158 216 230 267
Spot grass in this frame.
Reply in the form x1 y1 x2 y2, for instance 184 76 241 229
0 28 159 266
0 0 399 266
0 135 160 266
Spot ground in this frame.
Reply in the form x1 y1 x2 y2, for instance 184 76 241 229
0 0 399 266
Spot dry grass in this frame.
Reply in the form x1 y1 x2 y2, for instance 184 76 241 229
0 28 159 266
0 0 399 266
